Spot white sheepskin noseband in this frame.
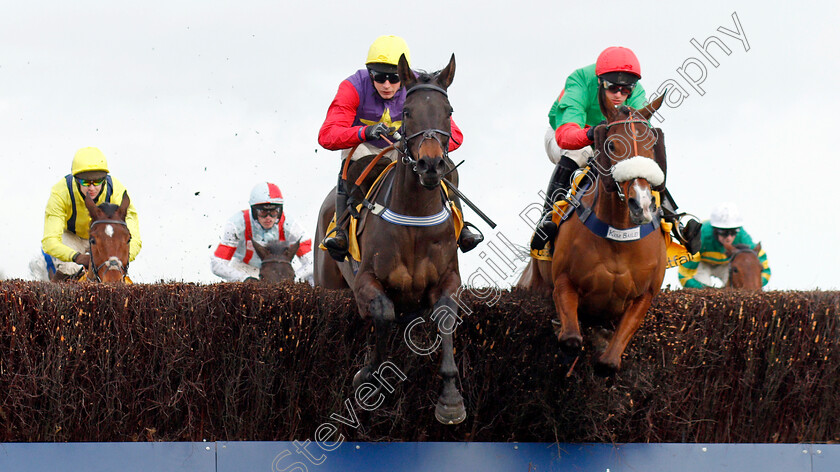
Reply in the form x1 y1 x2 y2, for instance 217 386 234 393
611 156 665 186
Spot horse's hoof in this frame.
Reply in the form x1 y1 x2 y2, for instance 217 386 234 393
435 401 466 425
352 366 372 390
594 359 619 377
559 334 583 356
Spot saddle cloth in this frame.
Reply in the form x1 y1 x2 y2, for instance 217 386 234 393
529 169 695 269
319 163 464 262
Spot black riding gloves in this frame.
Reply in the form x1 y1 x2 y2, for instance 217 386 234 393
585 120 607 142
364 123 395 141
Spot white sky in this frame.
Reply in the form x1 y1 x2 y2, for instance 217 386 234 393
1 0 837 290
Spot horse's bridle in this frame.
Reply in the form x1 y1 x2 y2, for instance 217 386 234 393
398 84 455 170
88 219 130 282
601 115 654 202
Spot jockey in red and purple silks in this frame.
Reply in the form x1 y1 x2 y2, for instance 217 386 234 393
317 35 480 262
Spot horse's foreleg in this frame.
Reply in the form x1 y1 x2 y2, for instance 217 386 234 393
552 274 582 355
352 273 395 389
595 291 654 376
432 293 466 425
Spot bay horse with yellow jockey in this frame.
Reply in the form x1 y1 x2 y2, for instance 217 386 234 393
314 54 466 424
82 191 133 283
517 94 669 375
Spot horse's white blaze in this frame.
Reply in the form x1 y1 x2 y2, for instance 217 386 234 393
612 155 664 186
105 224 114 237
632 180 655 222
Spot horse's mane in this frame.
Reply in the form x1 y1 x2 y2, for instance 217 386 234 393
97 202 121 219
264 240 287 254
413 69 441 85
732 243 752 251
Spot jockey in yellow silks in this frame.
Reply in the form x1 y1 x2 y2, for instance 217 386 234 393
29 147 141 280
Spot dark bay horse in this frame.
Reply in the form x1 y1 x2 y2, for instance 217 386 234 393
517 95 669 375
83 191 132 283
253 240 298 283
314 54 466 424
726 243 763 290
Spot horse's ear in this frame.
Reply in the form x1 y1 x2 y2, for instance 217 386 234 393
638 93 666 121
83 191 101 219
753 242 762 254
651 128 667 192
592 125 617 192
117 191 130 220
598 85 619 123
253 241 268 260
438 53 456 90
397 54 415 89
290 239 301 256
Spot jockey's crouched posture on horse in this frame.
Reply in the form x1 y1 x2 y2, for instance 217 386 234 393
317 35 483 262
210 182 314 285
531 46 702 254
679 202 770 288
29 147 141 281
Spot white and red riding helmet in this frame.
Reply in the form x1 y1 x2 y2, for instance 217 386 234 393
249 182 284 207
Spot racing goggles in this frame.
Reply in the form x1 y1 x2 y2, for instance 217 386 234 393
76 176 107 187
255 205 282 218
370 71 401 84
713 228 739 238
603 80 635 96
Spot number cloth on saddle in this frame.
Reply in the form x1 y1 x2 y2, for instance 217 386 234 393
319 161 465 262
529 167 695 269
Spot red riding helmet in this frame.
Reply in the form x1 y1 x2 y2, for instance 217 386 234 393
595 47 642 83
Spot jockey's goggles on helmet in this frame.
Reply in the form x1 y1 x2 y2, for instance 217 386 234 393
713 227 739 238
254 205 282 218
602 80 635 96
75 176 107 187
369 70 401 84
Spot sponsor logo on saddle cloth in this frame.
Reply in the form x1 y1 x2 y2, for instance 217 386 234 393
530 168 695 268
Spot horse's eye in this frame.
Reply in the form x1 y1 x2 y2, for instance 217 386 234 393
403 108 411 118
608 141 616 152
89 237 96 245
732 267 739 273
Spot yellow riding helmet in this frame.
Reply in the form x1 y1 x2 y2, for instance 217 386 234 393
71 147 110 175
365 35 410 68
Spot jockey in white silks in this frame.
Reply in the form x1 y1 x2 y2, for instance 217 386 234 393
210 182 314 284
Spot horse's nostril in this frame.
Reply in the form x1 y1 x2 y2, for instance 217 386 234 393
628 198 641 212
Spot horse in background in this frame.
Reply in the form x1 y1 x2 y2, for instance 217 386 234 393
313 54 466 424
83 191 132 283
253 240 298 283
726 243 764 290
517 94 669 376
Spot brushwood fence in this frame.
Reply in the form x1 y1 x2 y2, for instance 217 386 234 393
0 280 838 443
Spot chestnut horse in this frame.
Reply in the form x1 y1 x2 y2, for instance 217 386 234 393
517 95 669 375
313 54 466 424
253 239 298 283
726 243 763 290
83 191 132 283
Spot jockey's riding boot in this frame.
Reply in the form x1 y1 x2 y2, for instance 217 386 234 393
452 198 484 252
531 156 578 251
323 176 351 261
660 188 702 254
